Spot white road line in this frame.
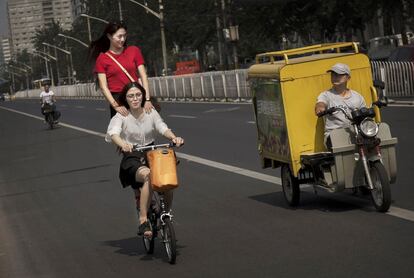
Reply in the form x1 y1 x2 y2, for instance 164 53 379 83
96 108 106 112
387 207 414 222
247 121 256 124
204 107 240 113
168 114 197 119
1 105 414 223
388 104 414 108
177 153 282 185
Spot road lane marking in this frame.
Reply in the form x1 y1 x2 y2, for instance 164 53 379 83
168 114 197 119
388 104 414 108
2 105 414 223
247 121 255 124
177 153 282 185
96 108 106 112
387 207 414 222
204 107 240 113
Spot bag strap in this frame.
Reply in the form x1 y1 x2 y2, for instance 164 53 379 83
105 52 135 82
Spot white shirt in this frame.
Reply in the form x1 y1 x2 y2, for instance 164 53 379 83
317 89 366 137
40 90 55 104
106 109 170 146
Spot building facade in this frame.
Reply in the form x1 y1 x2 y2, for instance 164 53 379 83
7 0 75 54
1 37 13 64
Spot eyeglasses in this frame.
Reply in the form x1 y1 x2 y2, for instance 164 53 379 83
126 93 142 99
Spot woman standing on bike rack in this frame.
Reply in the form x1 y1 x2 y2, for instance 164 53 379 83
105 81 184 237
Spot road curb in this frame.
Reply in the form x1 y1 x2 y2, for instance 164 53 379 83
388 99 414 106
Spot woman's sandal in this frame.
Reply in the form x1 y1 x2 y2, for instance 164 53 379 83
138 220 152 237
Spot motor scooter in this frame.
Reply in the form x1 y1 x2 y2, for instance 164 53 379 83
296 99 397 212
42 103 60 129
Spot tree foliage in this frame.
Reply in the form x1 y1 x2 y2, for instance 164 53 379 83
12 0 414 83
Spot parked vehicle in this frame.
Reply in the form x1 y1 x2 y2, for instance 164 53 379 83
0 93 10 101
388 45 414 62
368 32 414 60
249 42 398 212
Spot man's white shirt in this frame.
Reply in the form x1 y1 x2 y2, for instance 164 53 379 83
40 91 54 104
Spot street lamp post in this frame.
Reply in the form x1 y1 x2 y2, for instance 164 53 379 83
57 34 89 84
8 65 30 91
57 33 89 48
12 61 32 71
35 50 57 86
118 0 123 21
43 42 73 85
31 52 51 79
10 61 32 89
80 14 109 43
127 0 168 75
43 42 60 85
4 68 22 93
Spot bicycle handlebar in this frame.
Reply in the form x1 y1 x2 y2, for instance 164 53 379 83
133 142 184 152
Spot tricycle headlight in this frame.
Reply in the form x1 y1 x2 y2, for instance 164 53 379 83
359 118 378 137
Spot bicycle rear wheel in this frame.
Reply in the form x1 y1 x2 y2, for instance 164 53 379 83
162 218 176 264
142 213 156 254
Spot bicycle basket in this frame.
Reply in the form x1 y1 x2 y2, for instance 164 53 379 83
146 148 178 192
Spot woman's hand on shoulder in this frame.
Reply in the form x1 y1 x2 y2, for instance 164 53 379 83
144 100 154 113
172 137 184 147
115 105 129 117
121 142 133 153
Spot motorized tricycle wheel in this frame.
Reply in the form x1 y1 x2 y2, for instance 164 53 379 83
281 164 300 206
369 162 391 212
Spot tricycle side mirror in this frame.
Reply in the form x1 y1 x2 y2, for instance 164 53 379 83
373 97 388 108
373 80 385 90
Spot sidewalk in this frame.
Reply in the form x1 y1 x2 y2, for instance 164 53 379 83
388 98 414 106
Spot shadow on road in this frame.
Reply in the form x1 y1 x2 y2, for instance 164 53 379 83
249 191 380 213
103 236 185 263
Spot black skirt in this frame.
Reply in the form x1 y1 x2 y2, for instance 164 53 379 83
119 150 149 189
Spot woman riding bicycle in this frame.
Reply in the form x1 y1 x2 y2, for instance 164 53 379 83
105 82 184 237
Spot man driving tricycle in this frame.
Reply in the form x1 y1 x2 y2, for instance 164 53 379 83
249 42 398 212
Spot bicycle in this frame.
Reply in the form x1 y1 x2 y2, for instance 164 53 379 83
134 143 179 264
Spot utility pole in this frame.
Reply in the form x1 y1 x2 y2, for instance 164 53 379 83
127 0 168 75
44 45 55 86
44 43 60 85
159 0 168 75
118 0 123 21
221 0 230 69
215 0 224 69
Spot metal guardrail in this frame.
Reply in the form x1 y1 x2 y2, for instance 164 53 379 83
13 62 414 100
371 61 414 98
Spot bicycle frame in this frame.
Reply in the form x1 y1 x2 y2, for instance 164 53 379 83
137 142 178 264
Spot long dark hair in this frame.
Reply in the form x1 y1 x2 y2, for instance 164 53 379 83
119 82 147 109
88 21 128 64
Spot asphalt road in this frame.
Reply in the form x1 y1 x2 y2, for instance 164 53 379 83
1 99 414 278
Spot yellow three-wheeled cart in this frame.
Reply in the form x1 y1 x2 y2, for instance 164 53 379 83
249 42 398 212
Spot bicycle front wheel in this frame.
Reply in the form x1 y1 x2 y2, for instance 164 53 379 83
142 234 154 254
162 218 176 264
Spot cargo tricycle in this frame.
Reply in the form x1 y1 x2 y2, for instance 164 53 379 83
249 42 397 212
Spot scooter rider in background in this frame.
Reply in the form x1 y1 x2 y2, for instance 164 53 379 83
40 84 60 123
314 63 366 149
